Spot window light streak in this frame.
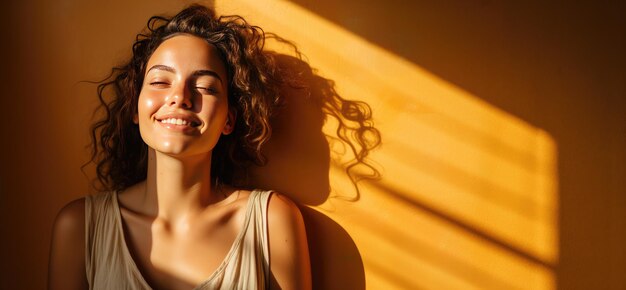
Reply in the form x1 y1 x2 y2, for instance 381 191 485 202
323 173 555 290
382 115 556 215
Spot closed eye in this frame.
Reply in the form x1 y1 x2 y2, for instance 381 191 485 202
196 86 219 94
149 81 170 88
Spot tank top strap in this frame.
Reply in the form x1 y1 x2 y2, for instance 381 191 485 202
85 191 122 288
84 192 114 286
250 189 273 267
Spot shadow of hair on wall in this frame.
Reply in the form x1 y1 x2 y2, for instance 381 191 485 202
250 52 381 290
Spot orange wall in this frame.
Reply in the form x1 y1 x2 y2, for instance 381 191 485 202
0 1 624 289
274 1 626 289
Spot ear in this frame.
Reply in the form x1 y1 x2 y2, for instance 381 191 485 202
132 114 138 124
222 109 236 135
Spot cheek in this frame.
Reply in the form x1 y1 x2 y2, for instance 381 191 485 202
136 92 160 140
137 93 158 121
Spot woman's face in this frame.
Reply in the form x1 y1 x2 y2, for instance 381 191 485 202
136 34 231 157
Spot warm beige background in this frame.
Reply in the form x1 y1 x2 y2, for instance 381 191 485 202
0 0 624 289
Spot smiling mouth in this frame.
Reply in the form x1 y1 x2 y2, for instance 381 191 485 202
157 117 201 127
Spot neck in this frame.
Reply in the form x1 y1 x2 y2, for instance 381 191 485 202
141 148 221 221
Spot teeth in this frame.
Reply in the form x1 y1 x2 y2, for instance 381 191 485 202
160 118 190 125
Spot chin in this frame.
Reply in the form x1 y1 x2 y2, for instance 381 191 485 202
152 142 212 159
149 140 187 154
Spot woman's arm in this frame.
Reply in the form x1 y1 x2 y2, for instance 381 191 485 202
48 198 88 290
267 193 312 290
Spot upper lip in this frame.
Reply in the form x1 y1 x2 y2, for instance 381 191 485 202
155 112 202 127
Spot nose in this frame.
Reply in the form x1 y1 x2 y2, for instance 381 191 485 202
167 82 193 109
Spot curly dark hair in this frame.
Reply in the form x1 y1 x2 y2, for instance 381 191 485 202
89 5 285 191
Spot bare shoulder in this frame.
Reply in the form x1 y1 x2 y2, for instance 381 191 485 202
266 192 311 290
267 192 303 223
49 197 88 289
266 192 307 239
52 197 86 234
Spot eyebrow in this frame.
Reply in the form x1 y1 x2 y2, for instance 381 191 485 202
146 64 223 83
192 70 223 83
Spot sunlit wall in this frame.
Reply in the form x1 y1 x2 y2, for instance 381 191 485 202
216 0 558 289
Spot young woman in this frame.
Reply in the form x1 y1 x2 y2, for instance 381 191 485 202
48 5 311 290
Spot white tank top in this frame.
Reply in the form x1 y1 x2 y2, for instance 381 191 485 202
85 190 272 290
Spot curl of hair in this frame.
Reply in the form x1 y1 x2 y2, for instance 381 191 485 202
89 5 283 191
